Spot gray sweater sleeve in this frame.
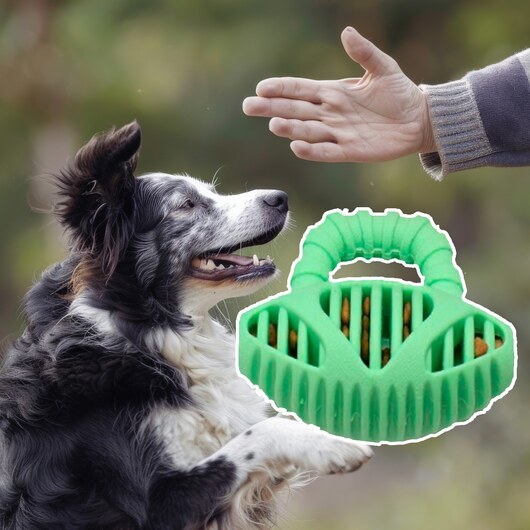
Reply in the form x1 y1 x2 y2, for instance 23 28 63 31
419 50 530 180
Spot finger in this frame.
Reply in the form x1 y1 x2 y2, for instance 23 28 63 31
256 77 324 103
269 118 336 143
242 97 320 120
340 26 400 76
290 141 347 163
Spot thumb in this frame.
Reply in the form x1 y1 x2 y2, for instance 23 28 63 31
341 27 400 76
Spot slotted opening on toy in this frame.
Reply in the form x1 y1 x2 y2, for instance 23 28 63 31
320 284 433 369
381 287 392 367
248 306 322 367
360 286 372 367
429 315 505 372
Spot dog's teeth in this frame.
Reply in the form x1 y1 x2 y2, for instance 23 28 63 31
217 263 225 269
259 259 267 266
192 257 202 268
204 259 216 270
253 254 259 266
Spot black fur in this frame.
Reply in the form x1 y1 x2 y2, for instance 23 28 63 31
56 121 141 277
0 280 202 529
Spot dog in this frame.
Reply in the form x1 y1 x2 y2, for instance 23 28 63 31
0 122 372 529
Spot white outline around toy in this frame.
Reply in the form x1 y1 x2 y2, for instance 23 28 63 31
235 207 518 447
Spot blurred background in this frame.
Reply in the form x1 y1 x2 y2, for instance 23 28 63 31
1 0 529 528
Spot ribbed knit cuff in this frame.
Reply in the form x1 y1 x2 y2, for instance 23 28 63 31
419 79 493 180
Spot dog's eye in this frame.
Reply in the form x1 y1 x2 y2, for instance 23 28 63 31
181 199 195 209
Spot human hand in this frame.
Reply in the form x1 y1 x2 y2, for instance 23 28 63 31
242 27 436 163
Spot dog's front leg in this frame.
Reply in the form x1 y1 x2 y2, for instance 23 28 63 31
147 417 372 529
208 416 373 481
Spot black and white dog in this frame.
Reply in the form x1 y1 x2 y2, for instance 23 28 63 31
0 122 371 529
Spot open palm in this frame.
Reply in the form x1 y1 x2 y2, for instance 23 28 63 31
243 27 435 163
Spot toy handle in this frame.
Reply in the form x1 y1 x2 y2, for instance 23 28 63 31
289 210 464 297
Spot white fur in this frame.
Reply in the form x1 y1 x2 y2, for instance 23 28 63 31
69 296 118 336
147 316 271 469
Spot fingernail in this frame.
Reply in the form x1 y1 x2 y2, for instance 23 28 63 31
242 98 252 113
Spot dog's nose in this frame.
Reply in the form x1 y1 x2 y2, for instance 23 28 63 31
262 191 289 214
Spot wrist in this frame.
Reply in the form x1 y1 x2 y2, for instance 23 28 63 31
419 91 437 153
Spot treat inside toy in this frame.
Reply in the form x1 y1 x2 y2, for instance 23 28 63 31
341 295 411 367
428 314 505 373
249 306 323 367
320 285 433 370
258 284 505 372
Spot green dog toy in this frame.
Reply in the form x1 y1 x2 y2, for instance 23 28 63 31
237 208 516 444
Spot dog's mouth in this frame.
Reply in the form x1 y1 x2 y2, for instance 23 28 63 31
190 253 275 282
189 224 282 282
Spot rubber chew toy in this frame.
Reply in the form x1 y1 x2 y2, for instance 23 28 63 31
237 209 516 443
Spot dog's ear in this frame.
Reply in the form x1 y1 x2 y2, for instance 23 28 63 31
56 121 142 277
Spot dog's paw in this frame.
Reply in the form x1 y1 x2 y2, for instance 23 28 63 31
315 435 373 475
285 423 373 475
236 417 373 477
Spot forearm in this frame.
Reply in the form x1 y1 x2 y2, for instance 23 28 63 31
420 49 530 180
